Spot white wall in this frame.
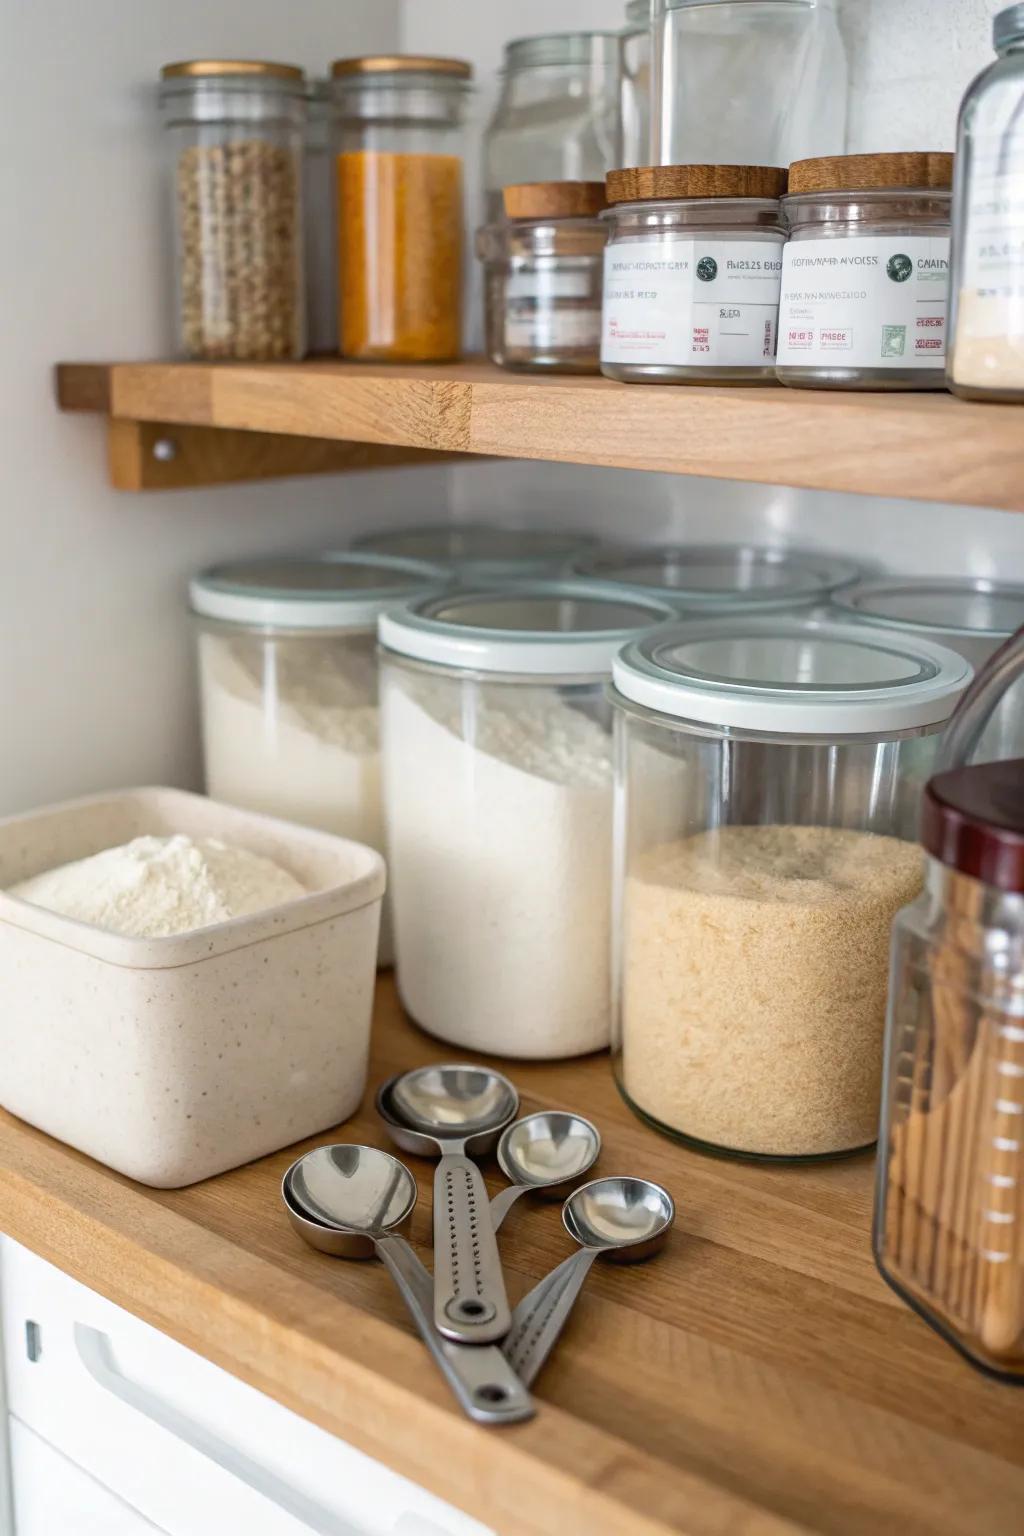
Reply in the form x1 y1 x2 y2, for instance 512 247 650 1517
0 0 451 815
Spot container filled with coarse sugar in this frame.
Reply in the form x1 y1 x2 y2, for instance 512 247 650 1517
476 181 607 374
378 581 676 1059
573 541 860 614
600 163 788 383
776 152 953 390
190 553 449 967
609 616 973 1161
160 60 308 361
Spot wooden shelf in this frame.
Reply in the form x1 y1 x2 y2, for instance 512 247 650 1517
57 358 1024 510
3 978 1024 1536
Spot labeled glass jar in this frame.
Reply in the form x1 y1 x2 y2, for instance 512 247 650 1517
330 56 471 362
353 523 598 583
600 164 788 384
378 583 676 1059
653 0 847 168
483 35 623 222
610 618 972 1160
574 542 859 613
620 0 651 169
834 577 1024 761
303 80 336 354
160 60 307 361
190 553 448 967
777 152 954 390
948 5 1024 401
476 182 606 373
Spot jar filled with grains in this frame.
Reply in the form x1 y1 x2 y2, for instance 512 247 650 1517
476 182 607 374
160 61 307 361
330 56 472 363
610 617 973 1161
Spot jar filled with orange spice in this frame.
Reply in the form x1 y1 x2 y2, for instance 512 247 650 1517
330 56 471 362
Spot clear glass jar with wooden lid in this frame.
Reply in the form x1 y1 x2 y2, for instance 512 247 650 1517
776 152 953 390
476 182 607 374
330 56 472 362
600 164 788 384
159 60 308 361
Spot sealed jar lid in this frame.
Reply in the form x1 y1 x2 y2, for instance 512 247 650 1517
995 4 1024 50
330 55 473 79
834 578 1024 644
353 523 599 581
161 59 306 82
606 164 788 204
573 543 859 612
189 553 449 630
922 758 1024 892
503 182 606 219
787 153 954 196
504 34 621 70
378 581 676 676
613 618 973 734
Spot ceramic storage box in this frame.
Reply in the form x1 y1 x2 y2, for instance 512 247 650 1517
0 787 384 1187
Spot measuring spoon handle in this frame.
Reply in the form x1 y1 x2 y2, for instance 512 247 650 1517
433 1150 512 1344
375 1234 533 1426
489 1182 527 1233
502 1248 599 1388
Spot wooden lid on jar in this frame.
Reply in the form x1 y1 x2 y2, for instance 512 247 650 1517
503 181 607 219
788 152 954 195
605 164 788 204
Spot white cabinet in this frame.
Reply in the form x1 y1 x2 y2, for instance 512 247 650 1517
10 1419 167 1536
0 1237 494 1536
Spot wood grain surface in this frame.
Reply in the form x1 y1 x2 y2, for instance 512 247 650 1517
56 360 1024 513
2 979 1023 1536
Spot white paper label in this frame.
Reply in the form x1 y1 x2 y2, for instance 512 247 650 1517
505 307 602 351
505 270 593 300
601 237 784 367
777 235 950 369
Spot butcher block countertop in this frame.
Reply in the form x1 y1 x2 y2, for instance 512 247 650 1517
2 978 1023 1536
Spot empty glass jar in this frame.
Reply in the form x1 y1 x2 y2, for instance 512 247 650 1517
303 79 336 354
160 60 307 361
621 0 652 168
653 0 846 166
353 523 598 582
483 35 622 222
331 56 471 362
611 617 972 1160
477 182 606 373
574 542 859 612
875 628 1024 1379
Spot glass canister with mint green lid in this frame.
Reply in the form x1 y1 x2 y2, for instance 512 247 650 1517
573 542 859 614
777 152 954 390
948 4 1024 401
600 163 788 384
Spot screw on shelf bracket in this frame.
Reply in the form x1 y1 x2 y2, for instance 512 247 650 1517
25 1320 41 1362
152 437 178 462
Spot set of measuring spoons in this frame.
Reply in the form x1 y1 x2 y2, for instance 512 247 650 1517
282 1063 675 1426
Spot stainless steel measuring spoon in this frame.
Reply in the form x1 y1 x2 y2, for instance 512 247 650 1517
377 1067 518 1345
502 1176 675 1387
490 1112 601 1233
282 1144 533 1425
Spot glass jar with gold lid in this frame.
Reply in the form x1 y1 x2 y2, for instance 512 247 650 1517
159 60 308 361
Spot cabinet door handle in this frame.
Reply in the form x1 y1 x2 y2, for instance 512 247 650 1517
73 1323 364 1536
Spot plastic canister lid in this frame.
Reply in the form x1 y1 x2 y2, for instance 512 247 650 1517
189 552 450 630
995 4 1024 50
573 543 860 612
612 617 973 735
833 577 1024 640
922 759 1024 892
378 581 677 676
352 523 599 582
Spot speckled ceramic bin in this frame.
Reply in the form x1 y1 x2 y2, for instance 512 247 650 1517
0 787 385 1187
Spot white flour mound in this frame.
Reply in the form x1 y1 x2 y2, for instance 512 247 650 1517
10 834 306 939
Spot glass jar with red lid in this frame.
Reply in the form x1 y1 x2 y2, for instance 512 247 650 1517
875 626 1024 1378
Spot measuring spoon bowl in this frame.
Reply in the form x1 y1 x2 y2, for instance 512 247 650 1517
563 1175 676 1263
376 1074 514 1159
282 1143 417 1259
390 1064 520 1141
498 1112 601 1196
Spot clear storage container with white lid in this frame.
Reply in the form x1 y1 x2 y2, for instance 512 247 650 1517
834 577 1024 761
378 581 677 1059
610 617 973 1161
573 542 859 613
190 553 449 967
353 522 598 583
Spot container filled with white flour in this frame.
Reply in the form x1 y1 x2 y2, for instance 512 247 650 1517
378 581 676 1059
191 552 448 966
0 787 384 1187
609 617 973 1159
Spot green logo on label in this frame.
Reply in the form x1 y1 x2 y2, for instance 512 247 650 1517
887 253 913 283
696 257 718 283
